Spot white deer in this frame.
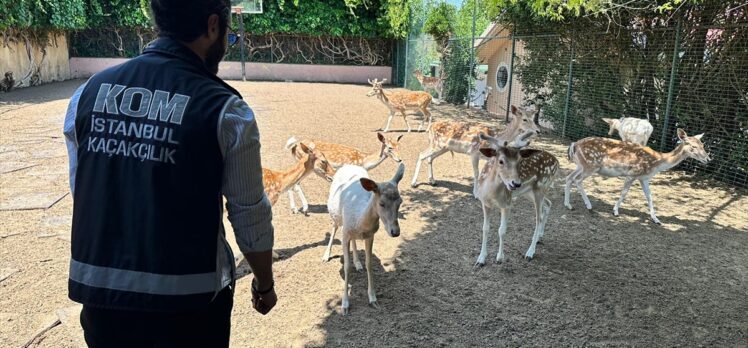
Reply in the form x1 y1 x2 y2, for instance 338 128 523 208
602 117 654 146
284 133 403 214
367 78 433 133
564 128 710 224
473 138 560 265
326 163 405 315
410 105 541 189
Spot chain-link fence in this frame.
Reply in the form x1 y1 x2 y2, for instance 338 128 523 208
404 22 748 189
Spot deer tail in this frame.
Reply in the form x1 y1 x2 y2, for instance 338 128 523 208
567 142 576 161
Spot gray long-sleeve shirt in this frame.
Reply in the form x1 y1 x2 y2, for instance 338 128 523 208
64 82 273 286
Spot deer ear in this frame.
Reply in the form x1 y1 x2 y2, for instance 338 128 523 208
360 178 379 192
377 132 385 143
677 128 688 140
391 163 405 184
396 134 404 142
511 105 519 116
693 133 704 140
480 148 497 158
602 118 614 125
298 143 312 154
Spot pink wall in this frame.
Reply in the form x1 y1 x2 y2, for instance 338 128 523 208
69 58 392 84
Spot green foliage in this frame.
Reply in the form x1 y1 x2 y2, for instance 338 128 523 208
441 39 475 104
1 0 416 39
485 0 706 22
423 2 456 42
492 0 748 186
454 0 491 38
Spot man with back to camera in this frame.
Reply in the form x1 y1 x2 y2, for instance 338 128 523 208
63 0 276 346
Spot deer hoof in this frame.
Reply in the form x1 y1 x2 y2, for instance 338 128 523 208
428 181 437 186
524 255 534 262
369 301 379 309
355 264 364 272
473 261 485 268
341 306 349 316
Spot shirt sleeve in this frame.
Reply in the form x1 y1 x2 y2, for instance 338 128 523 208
218 96 274 253
64 82 88 195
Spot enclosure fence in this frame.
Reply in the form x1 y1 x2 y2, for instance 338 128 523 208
403 22 748 189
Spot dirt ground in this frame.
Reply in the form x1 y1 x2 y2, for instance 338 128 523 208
1 80 747 348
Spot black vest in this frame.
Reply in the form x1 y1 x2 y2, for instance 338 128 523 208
69 38 240 311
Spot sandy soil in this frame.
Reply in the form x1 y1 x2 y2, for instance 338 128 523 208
1 80 747 347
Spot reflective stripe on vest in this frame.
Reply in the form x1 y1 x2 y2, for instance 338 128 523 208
69 260 217 296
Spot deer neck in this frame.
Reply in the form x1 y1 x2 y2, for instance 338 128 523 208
499 116 521 138
361 193 381 231
377 90 390 104
652 143 688 174
362 144 387 169
278 158 310 193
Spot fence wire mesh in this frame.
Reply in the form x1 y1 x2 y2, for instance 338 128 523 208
404 21 748 189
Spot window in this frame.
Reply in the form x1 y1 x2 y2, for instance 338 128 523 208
496 63 509 92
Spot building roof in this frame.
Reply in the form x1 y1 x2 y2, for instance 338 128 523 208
474 22 512 60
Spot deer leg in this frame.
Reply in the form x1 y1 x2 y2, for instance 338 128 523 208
539 197 552 240
526 191 544 261
614 178 635 217
496 207 509 263
424 108 432 132
572 170 595 210
475 203 491 267
427 148 449 185
640 179 661 225
401 110 412 132
364 237 378 308
418 107 432 132
322 223 338 262
287 189 298 214
294 184 309 215
412 147 445 187
351 239 363 272
382 111 395 132
341 234 351 315
564 167 582 210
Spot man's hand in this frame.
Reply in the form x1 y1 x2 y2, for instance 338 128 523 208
251 279 277 315
244 250 276 315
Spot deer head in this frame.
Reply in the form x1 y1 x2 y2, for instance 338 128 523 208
510 105 542 138
601 118 621 136
676 128 710 164
359 163 405 237
298 143 336 182
479 147 541 191
366 78 387 97
377 132 404 163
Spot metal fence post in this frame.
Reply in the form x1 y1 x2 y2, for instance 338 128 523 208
562 36 575 138
403 37 409 88
505 35 516 122
467 0 477 106
660 20 682 151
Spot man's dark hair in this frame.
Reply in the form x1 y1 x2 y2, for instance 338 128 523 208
150 0 230 42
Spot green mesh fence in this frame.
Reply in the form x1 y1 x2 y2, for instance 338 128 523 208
405 22 748 189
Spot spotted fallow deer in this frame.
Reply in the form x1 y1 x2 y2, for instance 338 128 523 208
366 78 433 133
262 143 335 207
413 69 443 102
262 143 335 259
410 105 541 189
564 128 710 224
473 138 560 266
284 133 404 214
602 117 654 146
